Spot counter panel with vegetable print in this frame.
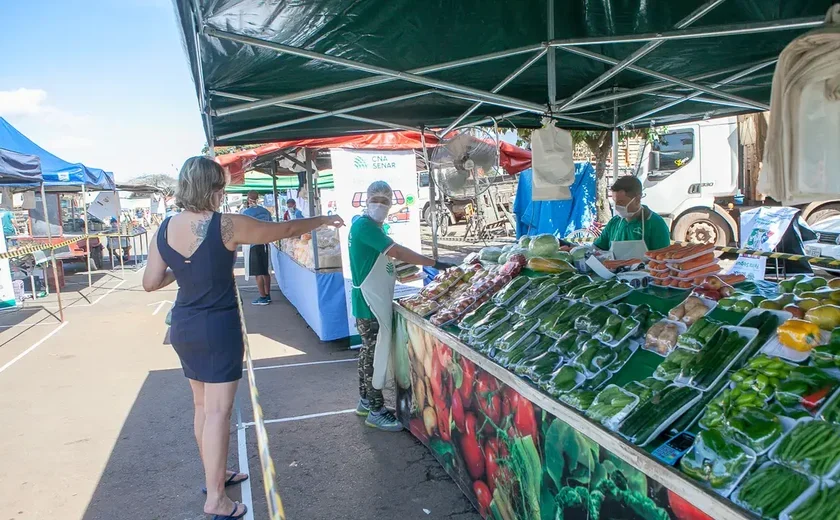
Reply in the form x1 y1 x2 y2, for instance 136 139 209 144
394 311 709 520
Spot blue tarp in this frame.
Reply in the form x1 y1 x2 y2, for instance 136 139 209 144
0 118 114 190
0 148 42 185
513 163 597 239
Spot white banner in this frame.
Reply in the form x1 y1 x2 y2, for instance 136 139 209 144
0 225 14 307
89 192 121 222
731 206 799 280
331 149 422 340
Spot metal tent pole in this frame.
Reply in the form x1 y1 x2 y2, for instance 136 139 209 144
420 129 438 259
207 28 550 119
547 0 556 106
82 183 92 288
560 46 768 111
612 129 619 179
40 184 64 322
442 50 547 136
212 90 429 133
304 149 319 270
271 161 280 222
557 0 726 111
617 58 778 127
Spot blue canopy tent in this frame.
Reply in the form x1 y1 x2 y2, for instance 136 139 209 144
513 163 598 239
0 118 114 191
0 147 66 319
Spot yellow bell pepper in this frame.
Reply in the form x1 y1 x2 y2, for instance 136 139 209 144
778 318 822 352
804 304 840 331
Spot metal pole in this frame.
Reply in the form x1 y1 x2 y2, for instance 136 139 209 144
442 49 547 136
548 16 823 47
213 90 429 134
40 184 64 322
559 46 769 111
612 129 619 179
208 32 544 117
557 0 726 111
420 128 438 259
304 149 319 270
218 91 431 141
271 161 280 222
82 183 92 288
617 58 778 127
546 0 556 107
207 28 550 119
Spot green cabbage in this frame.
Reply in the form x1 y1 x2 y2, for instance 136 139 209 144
528 233 560 257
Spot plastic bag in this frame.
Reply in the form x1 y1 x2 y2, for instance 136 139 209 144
543 365 583 396
493 276 531 306
530 120 574 201
653 348 696 381
585 385 639 429
724 407 784 453
680 429 755 493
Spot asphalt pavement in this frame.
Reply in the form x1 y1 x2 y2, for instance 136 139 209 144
0 257 478 520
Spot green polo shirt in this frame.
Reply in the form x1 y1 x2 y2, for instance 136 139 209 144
593 206 671 252
349 215 394 320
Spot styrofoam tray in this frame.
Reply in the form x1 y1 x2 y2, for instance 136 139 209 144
585 385 640 431
597 317 641 347
779 479 837 520
618 384 703 447
769 417 840 479
817 385 840 425
668 294 718 326
682 436 757 498
541 365 586 396
662 246 717 264
730 461 816 519
607 339 640 375
677 325 759 392
669 265 722 281
582 284 633 307
493 277 532 306
669 258 721 277
515 288 560 317
761 328 831 363
642 318 688 357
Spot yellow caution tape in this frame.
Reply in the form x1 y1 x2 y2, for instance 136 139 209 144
0 234 101 260
234 282 286 520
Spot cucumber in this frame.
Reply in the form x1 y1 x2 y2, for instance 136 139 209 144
619 385 700 443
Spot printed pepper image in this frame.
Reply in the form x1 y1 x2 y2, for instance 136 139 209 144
777 318 822 351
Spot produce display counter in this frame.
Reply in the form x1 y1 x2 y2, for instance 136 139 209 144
269 243 349 341
391 257 840 520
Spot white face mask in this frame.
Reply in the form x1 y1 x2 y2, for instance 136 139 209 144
366 202 390 223
615 198 640 220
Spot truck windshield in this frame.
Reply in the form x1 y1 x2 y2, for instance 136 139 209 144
418 172 430 188
651 130 695 173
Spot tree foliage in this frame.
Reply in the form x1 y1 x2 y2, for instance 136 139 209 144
201 143 262 156
129 174 178 198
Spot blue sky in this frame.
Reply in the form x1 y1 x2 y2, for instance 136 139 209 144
0 0 205 180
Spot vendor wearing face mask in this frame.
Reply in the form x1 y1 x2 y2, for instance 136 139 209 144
349 181 453 432
593 176 671 259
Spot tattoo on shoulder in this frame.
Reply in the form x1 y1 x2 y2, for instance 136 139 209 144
187 216 211 255
221 215 234 245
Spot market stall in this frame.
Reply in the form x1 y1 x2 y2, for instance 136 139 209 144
392 239 840 520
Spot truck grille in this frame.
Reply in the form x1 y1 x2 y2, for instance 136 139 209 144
817 231 840 245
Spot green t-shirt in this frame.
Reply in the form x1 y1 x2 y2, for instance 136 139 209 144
349 215 394 320
593 206 671 252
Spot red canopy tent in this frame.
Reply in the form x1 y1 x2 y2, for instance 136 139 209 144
215 131 531 184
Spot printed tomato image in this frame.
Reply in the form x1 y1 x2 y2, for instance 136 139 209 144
459 356 476 407
475 373 501 433
451 391 466 433
472 480 492 518
483 438 510 493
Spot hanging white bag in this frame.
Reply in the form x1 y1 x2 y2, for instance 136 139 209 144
530 119 575 201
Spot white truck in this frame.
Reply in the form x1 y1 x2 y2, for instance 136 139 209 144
636 116 840 246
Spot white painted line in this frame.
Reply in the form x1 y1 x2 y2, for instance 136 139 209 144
245 408 356 427
250 358 356 371
236 407 255 520
147 300 172 315
86 279 126 306
0 321 69 375
0 323 60 329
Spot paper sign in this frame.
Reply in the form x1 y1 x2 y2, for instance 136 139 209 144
729 254 767 281
585 255 615 279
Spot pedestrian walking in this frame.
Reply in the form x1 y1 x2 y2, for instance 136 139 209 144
142 156 343 520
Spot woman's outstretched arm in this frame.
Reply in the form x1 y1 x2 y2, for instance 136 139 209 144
222 214 345 249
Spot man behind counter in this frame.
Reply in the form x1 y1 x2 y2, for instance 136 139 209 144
593 176 671 256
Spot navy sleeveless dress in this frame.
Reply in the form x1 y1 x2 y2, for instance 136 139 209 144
158 212 244 383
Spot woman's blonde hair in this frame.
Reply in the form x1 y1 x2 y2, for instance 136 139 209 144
175 156 227 212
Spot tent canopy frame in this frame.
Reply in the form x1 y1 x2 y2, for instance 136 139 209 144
183 2 827 145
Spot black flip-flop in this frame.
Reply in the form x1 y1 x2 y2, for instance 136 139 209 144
212 501 247 520
201 472 249 494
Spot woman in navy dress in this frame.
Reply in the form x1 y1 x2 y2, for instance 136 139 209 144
143 157 343 519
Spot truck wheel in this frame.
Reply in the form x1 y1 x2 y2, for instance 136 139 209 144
672 210 732 246
806 203 840 226
422 204 431 225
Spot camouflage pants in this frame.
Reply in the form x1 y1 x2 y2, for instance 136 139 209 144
356 318 384 411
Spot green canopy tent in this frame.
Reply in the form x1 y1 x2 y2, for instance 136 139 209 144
174 0 832 146
225 170 334 194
